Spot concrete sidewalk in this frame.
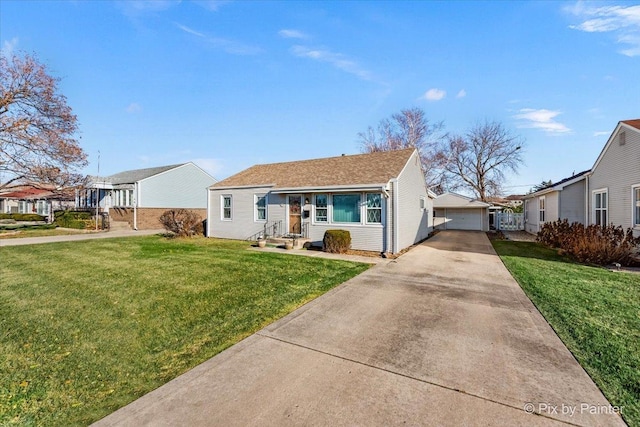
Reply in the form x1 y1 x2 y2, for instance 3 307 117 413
0 229 164 246
93 231 625 426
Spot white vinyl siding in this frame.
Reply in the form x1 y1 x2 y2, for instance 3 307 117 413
589 124 640 237
395 150 432 249
138 163 216 208
558 179 586 224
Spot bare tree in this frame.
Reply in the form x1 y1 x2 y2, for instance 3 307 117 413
439 121 524 201
358 107 446 189
0 52 87 190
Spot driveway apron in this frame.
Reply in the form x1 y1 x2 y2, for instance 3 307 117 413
94 230 625 426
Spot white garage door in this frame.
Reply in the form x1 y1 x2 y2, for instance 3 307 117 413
445 208 482 230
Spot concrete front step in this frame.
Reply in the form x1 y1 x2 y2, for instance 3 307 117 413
110 221 132 231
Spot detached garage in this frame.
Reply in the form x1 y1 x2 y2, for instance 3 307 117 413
433 193 490 231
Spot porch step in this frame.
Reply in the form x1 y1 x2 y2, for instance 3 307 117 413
266 237 311 249
110 220 131 231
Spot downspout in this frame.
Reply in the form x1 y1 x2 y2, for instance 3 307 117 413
382 186 390 254
206 187 211 238
391 178 399 254
585 174 589 225
133 182 139 230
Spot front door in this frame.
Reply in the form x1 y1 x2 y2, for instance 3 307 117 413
288 195 301 234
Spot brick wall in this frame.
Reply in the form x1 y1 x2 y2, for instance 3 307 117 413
109 207 207 230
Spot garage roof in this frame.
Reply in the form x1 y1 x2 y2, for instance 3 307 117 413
433 192 491 208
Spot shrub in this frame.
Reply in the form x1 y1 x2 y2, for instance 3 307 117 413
54 211 94 229
0 213 46 221
159 209 203 237
538 220 640 266
323 229 351 254
0 223 56 231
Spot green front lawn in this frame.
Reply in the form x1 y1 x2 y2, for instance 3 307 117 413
492 241 640 426
0 236 369 426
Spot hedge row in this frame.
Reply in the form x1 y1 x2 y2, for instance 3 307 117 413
0 213 46 221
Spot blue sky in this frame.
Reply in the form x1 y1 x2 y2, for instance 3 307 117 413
2 0 639 194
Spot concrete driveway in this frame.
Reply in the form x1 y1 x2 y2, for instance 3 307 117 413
94 231 625 426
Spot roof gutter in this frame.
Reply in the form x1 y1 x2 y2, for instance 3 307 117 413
271 184 388 194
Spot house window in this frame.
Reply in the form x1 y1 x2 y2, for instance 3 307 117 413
593 189 607 226
333 194 361 223
222 195 232 220
633 185 640 227
255 194 267 221
315 194 328 222
539 196 545 223
366 193 382 223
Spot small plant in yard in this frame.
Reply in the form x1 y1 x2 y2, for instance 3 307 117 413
159 209 203 237
537 219 640 266
323 229 351 253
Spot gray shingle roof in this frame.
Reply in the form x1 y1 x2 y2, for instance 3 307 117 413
212 149 417 189
97 164 186 184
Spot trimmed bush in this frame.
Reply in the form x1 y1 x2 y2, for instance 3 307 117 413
323 229 352 254
0 223 56 231
538 220 640 266
54 211 94 229
159 209 203 237
0 213 46 221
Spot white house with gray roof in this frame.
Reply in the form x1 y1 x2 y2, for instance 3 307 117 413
522 170 589 235
207 148 434 254
78 162 216 230
522 119 640 238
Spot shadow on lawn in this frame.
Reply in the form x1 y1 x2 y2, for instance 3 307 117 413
491 240 577 264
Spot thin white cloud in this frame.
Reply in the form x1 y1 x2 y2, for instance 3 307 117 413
567 3 640 56
456 89 466 99
1 37 19 56
423 88 446 101
117 0 180 17
192 158 224 177
513 108 571 134
193 0 230 12
176 23 205 38
126 103 142 114
279 29 308 39
176 23 262 55
290 45 373 81
593 131 610 137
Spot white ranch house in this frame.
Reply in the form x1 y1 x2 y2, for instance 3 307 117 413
207 149 434 254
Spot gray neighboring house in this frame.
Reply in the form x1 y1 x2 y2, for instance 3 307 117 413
522 170 589 235
78 162 217 230
207 148 434 254
587 119 640 238
433 192 491 231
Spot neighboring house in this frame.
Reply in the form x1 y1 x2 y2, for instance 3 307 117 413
0 185 75 221
207 148 434 254
586 119 640 238
78 163 217 230
522 170 589 235
433 192 491 231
